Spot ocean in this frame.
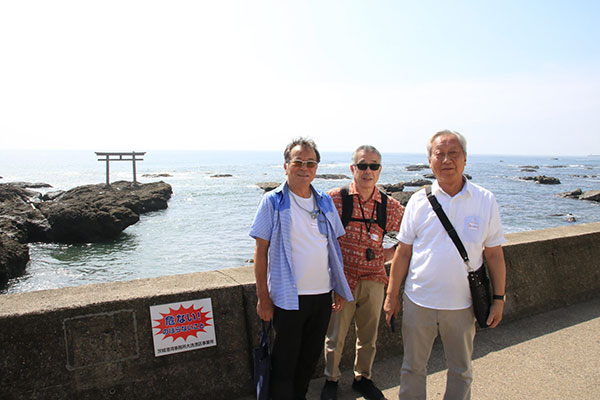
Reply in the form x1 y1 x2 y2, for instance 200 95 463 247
1 150 599 294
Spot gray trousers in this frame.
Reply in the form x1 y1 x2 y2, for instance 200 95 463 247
399 294 476 400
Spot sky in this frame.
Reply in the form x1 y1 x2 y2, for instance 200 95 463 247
1 1 599 156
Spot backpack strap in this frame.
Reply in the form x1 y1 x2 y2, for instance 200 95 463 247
377 189 387 234
340 186 388 234
340 186 354 228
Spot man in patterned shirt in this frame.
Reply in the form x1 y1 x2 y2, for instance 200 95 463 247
321 145 404 400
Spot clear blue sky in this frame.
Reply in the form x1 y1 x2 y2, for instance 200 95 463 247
1 1 599 155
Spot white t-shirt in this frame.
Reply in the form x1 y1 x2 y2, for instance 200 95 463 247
398 179 506 310
289 191 332 295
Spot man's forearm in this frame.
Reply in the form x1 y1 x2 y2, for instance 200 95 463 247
484 245 506 296
387 242 412 296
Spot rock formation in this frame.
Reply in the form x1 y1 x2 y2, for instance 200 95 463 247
520 175 561 184
559 188 600 202
316 174 351 180
405 164 429 171
256 182 280 192
0 181 172 288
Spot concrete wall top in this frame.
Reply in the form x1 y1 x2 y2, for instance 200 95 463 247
0 268 252 318
504 221 600 245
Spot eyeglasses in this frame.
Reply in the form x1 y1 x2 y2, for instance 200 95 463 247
288 160 319 169
354 163 381 171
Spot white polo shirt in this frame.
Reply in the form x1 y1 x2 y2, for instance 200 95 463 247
398 179 506 310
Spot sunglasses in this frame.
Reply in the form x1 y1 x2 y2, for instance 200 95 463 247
354 163 381 171
288 160 318 169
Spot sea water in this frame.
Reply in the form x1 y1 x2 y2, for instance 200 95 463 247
1 150 599 294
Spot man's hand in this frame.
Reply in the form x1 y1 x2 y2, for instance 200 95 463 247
257 296 274 322
332 292 345 313
486 299 504 328
484 245 507 329
383 293 401 326
384 241 412 326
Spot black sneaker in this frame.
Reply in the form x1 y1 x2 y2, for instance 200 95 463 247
320 380 338 400
352 377 385 400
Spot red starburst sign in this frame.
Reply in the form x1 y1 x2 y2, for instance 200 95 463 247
150 298 217 357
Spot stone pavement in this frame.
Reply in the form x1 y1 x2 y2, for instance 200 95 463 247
239 297 600 399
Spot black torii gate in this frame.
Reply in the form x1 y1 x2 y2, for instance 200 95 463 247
95 151 146 185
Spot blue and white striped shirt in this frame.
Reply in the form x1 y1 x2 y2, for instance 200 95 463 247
250 182 353 310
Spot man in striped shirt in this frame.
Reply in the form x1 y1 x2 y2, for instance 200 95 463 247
250 137 353 400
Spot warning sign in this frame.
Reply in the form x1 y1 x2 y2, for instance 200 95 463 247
150 298 216 357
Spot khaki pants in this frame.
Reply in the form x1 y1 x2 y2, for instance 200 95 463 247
399 294 476 400
324 279 385 381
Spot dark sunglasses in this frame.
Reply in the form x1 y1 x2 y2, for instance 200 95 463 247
289 160 318 169
354 163 381 171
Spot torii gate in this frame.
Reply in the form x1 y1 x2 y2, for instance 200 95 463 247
95 151 146 185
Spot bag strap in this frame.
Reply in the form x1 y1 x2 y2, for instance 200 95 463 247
260 320 272 347
340 186 387 233
424 186 470 264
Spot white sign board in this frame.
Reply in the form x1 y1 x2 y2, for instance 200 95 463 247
149 298 216 357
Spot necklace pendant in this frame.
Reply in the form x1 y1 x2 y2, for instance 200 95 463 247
310 210 319 219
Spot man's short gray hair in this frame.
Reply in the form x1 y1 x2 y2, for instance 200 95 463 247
284 137 321 163
352 145 382 164
426 130 467 157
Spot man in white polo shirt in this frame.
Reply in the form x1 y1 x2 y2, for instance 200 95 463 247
383 130 507 400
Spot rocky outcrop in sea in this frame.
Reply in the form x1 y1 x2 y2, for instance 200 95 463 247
520 175 561 184
558 188 600 202
0 180 172 287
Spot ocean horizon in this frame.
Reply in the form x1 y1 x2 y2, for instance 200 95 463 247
1 149 599 294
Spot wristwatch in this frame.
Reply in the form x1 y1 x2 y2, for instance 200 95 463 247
492 294 506 301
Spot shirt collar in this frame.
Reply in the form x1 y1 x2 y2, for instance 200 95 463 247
276 181 323 202
431 176 471 198
349 181 382 203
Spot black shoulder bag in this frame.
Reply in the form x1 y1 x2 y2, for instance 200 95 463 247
425 186 491 328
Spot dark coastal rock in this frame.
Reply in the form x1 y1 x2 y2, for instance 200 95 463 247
520 175 561 185
391 191 415 206
558 188 583 199
403 179 432 187
143 173 173 178
211 174 233 178
0 181 172 286
546 165 567 168
378 183 405 193
316 174 350 180
405 164 429 171
558 188 600 203
519 165 540 169
5 182 53 189
521 168 538 172
256 182 280 192
0 184 49 242
42 190 65 201
580 190 600 202
0 235 29 287
570 174 598 178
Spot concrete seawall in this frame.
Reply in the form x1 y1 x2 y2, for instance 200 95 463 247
1 222 599 399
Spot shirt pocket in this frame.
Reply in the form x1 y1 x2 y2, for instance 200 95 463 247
317 213 329 237
462 216 484 243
